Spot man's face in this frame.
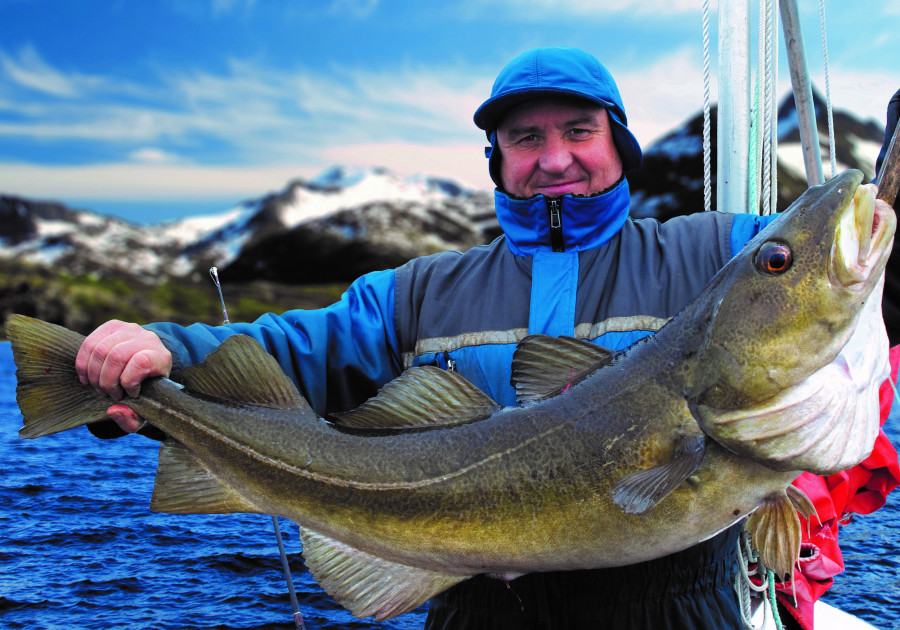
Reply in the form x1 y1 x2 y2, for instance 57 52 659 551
495 98 623 198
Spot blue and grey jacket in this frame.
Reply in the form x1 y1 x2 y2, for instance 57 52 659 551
148 178 777 416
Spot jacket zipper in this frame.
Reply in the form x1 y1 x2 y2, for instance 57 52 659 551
547 198 565 252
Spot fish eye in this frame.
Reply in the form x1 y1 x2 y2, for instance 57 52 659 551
754 241 793 275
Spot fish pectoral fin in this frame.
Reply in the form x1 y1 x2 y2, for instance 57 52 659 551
299 527 468 621
332 366 499 430
745 489 803 581
150 440 261 514
611 434 706 515
181 335 311 412
511 334 614 404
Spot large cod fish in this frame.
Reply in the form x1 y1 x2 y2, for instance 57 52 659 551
7 169 895 621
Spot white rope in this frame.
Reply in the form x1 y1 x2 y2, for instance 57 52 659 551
819 0 837 179
702 0 713 212
735 529 785 630
760 0 779 216
760 0 772 216
768 0 779 215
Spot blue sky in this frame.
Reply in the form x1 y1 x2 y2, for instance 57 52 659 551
1 0 897 223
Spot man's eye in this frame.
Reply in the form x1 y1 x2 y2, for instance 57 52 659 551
517 134 538 144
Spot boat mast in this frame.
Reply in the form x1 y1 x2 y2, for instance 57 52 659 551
717 0 752 214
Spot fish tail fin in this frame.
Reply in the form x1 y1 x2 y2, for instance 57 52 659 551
6 314 111 439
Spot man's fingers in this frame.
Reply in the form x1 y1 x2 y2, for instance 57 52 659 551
120 348 173 398
76 320 132 384
75 321 171 398
107 404 144 433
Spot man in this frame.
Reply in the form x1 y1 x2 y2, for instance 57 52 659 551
76 47 897 629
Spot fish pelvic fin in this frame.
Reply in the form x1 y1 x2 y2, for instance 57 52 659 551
744 486 815 581
299 527 468 621
6 315 112 439
511 335 614 404
611 434 706 514
332 365 499 430
181 335 311 412
150 440 260 514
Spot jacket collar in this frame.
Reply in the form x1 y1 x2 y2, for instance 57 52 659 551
495 177 631 256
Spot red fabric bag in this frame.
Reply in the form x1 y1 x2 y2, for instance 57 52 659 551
774 346 900 629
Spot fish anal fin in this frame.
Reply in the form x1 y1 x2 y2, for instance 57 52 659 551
611 434 706 515
745 489 803 581
299 527 468 621
182 335 310 412
332 366 499 430
150 440 260 515
511 334 614 404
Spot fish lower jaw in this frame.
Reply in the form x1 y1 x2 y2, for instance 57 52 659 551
831 187 895 287
829 244 883 288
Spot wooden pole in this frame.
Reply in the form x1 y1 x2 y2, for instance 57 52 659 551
780 0 825 186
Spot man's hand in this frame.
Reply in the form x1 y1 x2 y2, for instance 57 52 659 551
75 320 172 433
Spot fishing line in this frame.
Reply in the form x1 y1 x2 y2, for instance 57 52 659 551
209 267 307 630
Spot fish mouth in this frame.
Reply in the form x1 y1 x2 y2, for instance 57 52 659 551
831 183 896 288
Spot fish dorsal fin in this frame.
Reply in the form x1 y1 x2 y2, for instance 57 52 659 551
744 486 817 581
611 434 706 515
299 527 467 621
511 334 614 404
150 440 261 514
181 335 310 411
332 366 499 430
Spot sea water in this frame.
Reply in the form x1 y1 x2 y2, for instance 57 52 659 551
0 341 897 629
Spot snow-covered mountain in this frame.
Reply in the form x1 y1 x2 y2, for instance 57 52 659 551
0 90 886 287
0 166 497 284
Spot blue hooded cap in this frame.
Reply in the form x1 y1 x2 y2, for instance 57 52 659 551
475 47 642 188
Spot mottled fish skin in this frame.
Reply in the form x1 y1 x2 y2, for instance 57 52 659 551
7 169 895 621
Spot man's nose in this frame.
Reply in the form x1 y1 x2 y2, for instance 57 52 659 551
538 137 573 173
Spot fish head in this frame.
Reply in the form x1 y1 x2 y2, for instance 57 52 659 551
688 169 895 473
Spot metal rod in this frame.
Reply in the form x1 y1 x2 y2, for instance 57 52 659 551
209 267 231 325
207 267 306 628
780 0 825 186
717 0 752 213
273 516 306 629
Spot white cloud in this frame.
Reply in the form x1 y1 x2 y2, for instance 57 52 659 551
613 48 710 147
0 51 491 168
0 162 320 200
0 45 104 98
128 148 182 164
